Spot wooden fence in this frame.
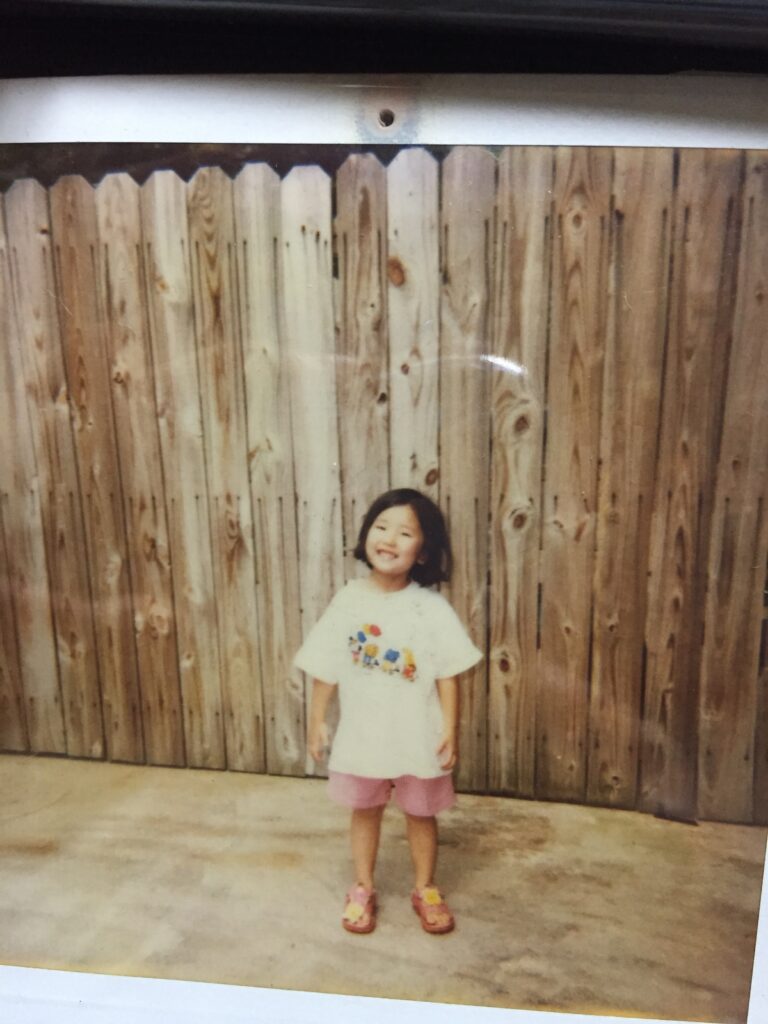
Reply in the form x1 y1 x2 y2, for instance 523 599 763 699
0 146 766 825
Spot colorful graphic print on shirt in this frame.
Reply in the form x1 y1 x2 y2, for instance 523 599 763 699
347 624 418 681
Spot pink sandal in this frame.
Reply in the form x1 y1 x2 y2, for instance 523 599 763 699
411 885 455 934
342 884 377 934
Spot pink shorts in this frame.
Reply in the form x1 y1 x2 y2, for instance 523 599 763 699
328 770 455 817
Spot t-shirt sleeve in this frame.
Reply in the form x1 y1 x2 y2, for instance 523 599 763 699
430 595 483 679
293 589 347 685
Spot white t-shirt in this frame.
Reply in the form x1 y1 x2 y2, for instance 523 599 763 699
293 578 483 779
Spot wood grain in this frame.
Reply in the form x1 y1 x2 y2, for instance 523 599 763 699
187 167 265 773
640 150 744 820
587 150 673 808
141 170 225 770
698 152 768 823
0 148 763 824
0 473 28 751
280 166 344 775
387 149 440 499
4 180 104 760
234 163 304 777
0 193 65 754
488 147 552 796
95 174 184 767
335 154 389 571
537 148 613 803
49 176 143 763
440 146 496 792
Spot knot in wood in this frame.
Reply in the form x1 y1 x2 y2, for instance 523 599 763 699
425 468 439 486
514 415 530 434
512 512 527 530
400 362 410 375
387 256 406 287
148 610 170 638
499 657 510 673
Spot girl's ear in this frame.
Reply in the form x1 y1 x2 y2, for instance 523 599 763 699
417 550 427 565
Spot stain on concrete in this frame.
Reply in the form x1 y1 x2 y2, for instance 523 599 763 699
1 839 59 856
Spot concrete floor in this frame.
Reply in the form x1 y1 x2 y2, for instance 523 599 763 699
0 755 765 1023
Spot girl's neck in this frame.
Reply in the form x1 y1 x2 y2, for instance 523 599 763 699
367 569 411 594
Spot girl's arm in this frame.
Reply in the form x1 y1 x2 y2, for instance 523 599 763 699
436 676 459 770
307 678 335 762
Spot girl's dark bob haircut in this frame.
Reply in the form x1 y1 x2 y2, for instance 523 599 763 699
353 488 452 587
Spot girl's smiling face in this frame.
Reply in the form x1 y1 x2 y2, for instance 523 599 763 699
365 504 425 590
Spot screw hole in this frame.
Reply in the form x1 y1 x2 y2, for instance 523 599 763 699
378 108 396 128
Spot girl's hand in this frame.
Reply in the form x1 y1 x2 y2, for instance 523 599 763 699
436 731 458 771
308 720 330 763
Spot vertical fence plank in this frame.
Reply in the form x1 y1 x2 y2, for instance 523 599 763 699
387 149 440 499
0 495 28 750
4 181 103 760
641 150 744 820
187 167 265 773
49 175 143 763
281 166 343 774
95 173 184 767
234 163 305 777
440 147 496 792
0 207 31 752
538 148 613 803
587 150 673 808
698 152 768 823
141 171 225 770
488 147 552 796
1 195 66 754
335 154 389 565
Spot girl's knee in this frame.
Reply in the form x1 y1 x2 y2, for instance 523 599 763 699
404 811 437 825
353 804 386 820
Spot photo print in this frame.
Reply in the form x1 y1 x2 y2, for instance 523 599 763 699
0 140 766 1023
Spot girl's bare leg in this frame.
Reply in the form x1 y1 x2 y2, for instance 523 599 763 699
405 812 438 889
351 806 385 888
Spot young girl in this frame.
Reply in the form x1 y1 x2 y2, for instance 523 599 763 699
293 488 482 935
